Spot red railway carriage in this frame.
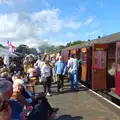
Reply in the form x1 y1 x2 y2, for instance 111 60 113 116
61 43 92 84
61 32 120 96
61 50 70 64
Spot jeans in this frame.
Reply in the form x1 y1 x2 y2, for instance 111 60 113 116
69 70 78 89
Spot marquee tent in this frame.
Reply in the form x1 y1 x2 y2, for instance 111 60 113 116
0 47 18 58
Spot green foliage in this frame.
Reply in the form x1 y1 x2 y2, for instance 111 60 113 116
38 43 50 53
38 40 84 53
55 45 65 50
38 44 65 53
15 45 37 55
15 40 85 54
66 40 85 47
66 42 72 47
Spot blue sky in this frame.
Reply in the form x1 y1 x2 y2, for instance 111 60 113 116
0 0 120 47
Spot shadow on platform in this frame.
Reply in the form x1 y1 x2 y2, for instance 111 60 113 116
51 84 71 88
52 86 88 96
56 115 83 120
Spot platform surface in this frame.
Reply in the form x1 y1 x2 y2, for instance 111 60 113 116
35 81 120 120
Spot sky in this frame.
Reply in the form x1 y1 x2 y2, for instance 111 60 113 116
0 0 120 47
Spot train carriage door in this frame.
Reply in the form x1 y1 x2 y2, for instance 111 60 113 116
81 48 87 81
115 42 120 95
92 44 108 89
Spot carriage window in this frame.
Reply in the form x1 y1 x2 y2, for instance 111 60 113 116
81 52 87 61
100 51 106 68
94 51 106 68
94 51 99 67
117 47 120 71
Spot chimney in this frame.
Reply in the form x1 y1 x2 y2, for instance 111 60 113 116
98 36 100 38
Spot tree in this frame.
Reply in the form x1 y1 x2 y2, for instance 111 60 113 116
15 45 31 54
46 45 56 52
66 42 72 47
66 40 85 47
55 45 65 50
38 44 56 53
29 48 37 55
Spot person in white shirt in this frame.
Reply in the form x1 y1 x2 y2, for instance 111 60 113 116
41 60 52 96
35 56 46 76
67 54 79 90
35 56 41 68
4 55 10 66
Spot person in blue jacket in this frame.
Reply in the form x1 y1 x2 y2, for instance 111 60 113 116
54 56 66 92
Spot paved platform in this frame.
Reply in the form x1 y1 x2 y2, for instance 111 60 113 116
35 81 120 120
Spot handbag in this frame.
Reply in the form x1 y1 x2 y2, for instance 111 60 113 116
39 74 47 83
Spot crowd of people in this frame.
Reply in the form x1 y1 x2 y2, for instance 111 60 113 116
0 53 81 120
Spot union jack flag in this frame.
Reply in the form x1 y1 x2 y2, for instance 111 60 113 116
7 40 14 53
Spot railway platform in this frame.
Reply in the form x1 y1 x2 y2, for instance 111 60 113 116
35 81 120 120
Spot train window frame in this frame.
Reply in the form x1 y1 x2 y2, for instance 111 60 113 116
81 51 87 62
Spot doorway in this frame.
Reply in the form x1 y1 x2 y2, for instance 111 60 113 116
107 43 116 89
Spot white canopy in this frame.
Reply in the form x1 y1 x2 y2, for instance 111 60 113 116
0 47 18 58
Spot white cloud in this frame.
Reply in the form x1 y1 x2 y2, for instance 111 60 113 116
85 30 99 37
31 9 62 32
84 16 94 25
64 20 82 29
0 9 63 47
0 9 82 47
0 7 98 47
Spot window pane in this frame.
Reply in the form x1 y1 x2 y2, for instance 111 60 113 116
81 52 87 61
100 51 106 68
94 51 98 67
94 51 106 68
